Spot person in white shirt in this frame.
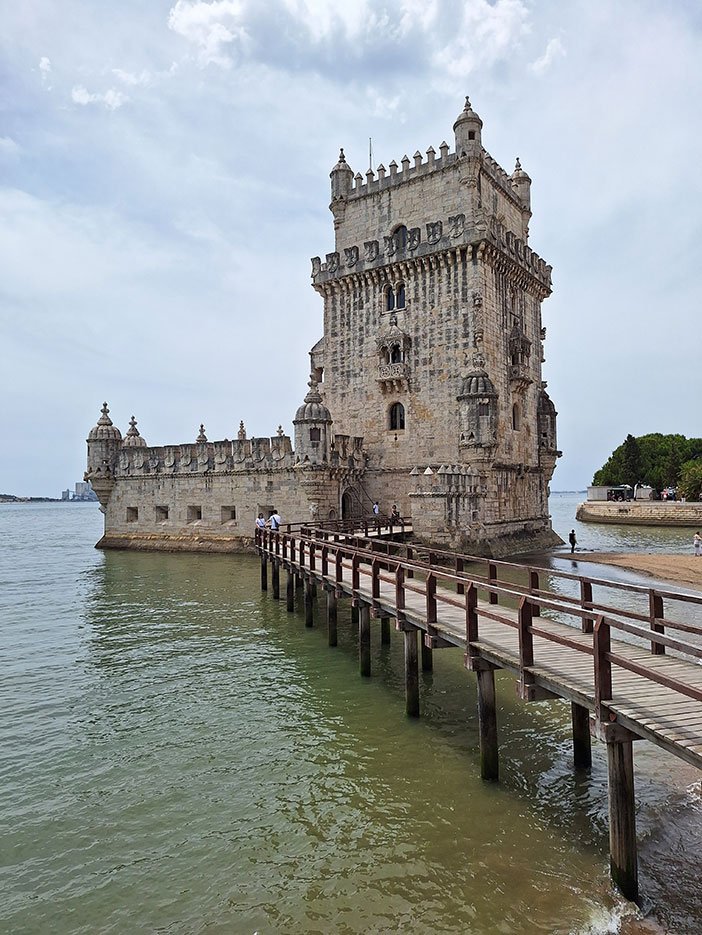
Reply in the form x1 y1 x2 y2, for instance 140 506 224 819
255 513 266 531
267 510 282 531
694 531 701 557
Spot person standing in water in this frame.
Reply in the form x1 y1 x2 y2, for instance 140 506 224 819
568 529 577 554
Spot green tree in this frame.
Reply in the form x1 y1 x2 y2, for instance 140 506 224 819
592 433 702 490
679 460 702 500
621 434 643 487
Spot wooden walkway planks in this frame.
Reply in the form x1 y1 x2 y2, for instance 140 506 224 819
268 535 702 772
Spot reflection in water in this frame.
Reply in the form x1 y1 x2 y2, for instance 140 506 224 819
1 501 701 933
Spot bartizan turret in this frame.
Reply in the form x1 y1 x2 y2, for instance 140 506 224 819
329 148 354 228
294 377 333 465
85 402 122 508
453 95 483 154
511 157 532 240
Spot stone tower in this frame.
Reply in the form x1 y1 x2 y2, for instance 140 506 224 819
310 96 561 553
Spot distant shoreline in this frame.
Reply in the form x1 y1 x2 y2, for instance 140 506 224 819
0 497 90 504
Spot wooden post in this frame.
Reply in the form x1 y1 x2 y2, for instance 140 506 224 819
260 554 268 592
528 570 540 616
581 579 594 633
380 617 391 645
421 636 433 672
286 570 295 612
404 626 419 717
271 560 280 599
488 562 498 605
476 665 499 781
327 588 338 647
607 736 638 902
359 603 371 677
456 556 464 595
351 605 359 626
304 578 314 627
517 596 535 700
594 615 612 722
649 590 665 655
571 702 592 769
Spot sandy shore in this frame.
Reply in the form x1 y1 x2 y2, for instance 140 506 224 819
559 551 702 590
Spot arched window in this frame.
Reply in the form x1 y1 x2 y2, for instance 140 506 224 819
512 403 520 431
390 344 402 364
389 402 405 431
386 286 395 311
396 283 406 309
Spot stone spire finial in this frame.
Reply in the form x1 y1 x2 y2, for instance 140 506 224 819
99 402 111 424
197 424 207 443
122 415 147 448
237 420 246 440
277 425 284 437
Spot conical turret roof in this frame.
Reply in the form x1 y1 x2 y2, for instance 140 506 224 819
87 402 122 441
122 415 147 447
294 379 332 423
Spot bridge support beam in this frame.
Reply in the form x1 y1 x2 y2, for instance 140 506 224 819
421 637 433 673
286 570 295 612
271 561 280 600
476 664 499 782
359 604 371 677
380 617 391 646
606 731 638 902
260 555 267 592
304 579 314 628
571 703 592 769
403 626 420 718
327 589 338 647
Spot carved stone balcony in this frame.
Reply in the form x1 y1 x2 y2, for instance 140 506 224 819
509 363 533 393
377 362 409 392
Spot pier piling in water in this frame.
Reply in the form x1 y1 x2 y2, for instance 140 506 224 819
571 703 592 769
327 588 338 647
271 561 280 600
476 664 499 782
286 570 295 612
359 604 371 676
403 624 420 717
304 579 314 627
606 731 638 902
380 617 391 645
260 555 267 591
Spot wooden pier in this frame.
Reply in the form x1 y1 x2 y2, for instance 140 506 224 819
256 524 702 903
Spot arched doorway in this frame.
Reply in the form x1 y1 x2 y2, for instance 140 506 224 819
341 488 361 521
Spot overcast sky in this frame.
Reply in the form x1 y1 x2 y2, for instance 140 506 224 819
1 0 701 497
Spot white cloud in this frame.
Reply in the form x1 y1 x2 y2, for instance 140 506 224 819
0 136 20 158
112 68 152 86
530 36 565 74
39 55 51 74
438 0 530 78
71 85 129 110
168 0 249 68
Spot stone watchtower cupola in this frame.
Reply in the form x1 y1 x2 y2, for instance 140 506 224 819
329 148 354 228
294 378 333 464
122 416 147 448
85 402 123 507
453 96 483 154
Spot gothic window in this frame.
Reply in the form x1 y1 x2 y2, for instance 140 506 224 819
390 344 402 364
396 282 406 309
389 402 405 431
386 286 395 311
512 403 521 431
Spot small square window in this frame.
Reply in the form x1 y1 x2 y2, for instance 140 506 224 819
187 505 202 523
468 130 476 140
126 507 138 523
221 506 237 524
155 505 169 523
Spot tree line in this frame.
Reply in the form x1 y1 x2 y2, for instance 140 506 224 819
592 433 702 499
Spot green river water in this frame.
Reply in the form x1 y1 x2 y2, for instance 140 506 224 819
1 498 700 934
